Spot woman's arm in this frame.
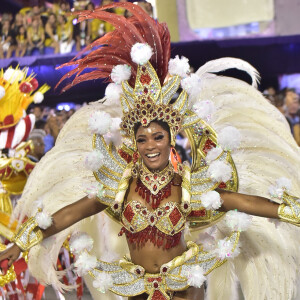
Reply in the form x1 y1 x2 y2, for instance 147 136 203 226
217 188 279 218
0 196 106 268
42 195 106 239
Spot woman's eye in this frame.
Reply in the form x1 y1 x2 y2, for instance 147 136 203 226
136 138 145 143
155 135 164 141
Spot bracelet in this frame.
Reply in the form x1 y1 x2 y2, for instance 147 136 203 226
13 217 44 252
277 192 300 226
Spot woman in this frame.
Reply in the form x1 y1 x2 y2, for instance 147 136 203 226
44 13 59 54
1 3 300 300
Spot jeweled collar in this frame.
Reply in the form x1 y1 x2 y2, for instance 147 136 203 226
132 161 174 195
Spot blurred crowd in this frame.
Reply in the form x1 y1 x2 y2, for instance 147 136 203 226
264 87 300 145
0 0 153 59
26 86 300 163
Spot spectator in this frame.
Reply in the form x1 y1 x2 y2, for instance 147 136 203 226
0 19 14 58
32 105 45 121
57 14 74 54
15 25 27 57
45 13 59 53
27 17 45 55
27 129 46 162
284 90 300 135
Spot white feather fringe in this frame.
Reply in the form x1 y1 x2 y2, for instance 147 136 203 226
205 147 223 162
92 272 113 293
103 118 122 147
215 239 240 260
131 43 153 65
74 252 97 276
69 232 94 255
105 83 123 104
111 64 131 84
268 177 292 199
88 111 112 135
168 55 190 78
225 210 252 231
85 150 104 171
200 191 222 210
181 74 202 102
4 68 24 83
35 210 52 229
84 182 105 199
192 99 216 122
218 126 241 151
207 160 232 183
185 266 206 288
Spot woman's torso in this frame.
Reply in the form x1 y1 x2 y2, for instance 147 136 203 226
123 175 187 273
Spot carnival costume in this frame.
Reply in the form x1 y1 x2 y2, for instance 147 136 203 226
0 68 49 294
9 3 300 300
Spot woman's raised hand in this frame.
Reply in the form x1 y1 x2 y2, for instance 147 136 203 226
0 244 21 274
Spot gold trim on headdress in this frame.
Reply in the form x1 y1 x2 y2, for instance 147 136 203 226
120 62 187 147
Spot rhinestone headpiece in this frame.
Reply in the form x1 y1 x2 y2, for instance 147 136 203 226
120 62 187 147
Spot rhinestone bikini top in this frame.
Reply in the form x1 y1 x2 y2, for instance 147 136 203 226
121 200 187 236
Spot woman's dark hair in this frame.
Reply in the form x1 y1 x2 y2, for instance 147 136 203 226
134 120 171 142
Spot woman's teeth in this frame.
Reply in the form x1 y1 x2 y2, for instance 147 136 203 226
146 153 160 158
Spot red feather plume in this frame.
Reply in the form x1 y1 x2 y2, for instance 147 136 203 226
56 2 171 92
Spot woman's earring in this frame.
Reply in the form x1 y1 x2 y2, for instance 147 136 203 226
133 151 139 164
171 146 179 162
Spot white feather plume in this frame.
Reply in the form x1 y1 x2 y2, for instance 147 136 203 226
88 111 112 135
111 64 131 84
84 150 104 171
192 99 216 122
196 57 260 88
168 55 190 78
181 73 202 102
225 210 252 231
207 160 232 182
200 191 222 210
218 126 241 151
130 43 153 65
35 210 52 229
205 147 223 162
84 182 105 199
92 272 113 293
74 252 97 276
185 266 206 288
69 232 94 255
215 239 240 260
105 83 122 104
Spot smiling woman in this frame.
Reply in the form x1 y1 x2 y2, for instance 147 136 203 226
1 2 300 300
135 121 171 172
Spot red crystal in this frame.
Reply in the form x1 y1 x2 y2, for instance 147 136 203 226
158 211 162 216
136 204 140 209
165 108 170 113
159 112 163 117
113 203 119 210
153 185 157 191
137 104 140 109
184 203 188 209
169 207 181 226
142 118 147 124
144 87 149 94
154 174 157 180
176 117 181 121
171 112 176 116
203 139 216 154
142 99 146 104
161 176 165 181
142 66 146 72
124 205 135 222
142 210 147 215
145 176 150 181
153 112 157 117
165 206 170 211
140 73 152 85
162 267 168 273
150 216 155 223
142 110 146 115
153 282 159 289
136 268 141 275
219 182 227 188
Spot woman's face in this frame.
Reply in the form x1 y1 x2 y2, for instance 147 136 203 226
136 122 170 172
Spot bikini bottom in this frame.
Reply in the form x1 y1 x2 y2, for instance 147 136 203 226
88 232 239 300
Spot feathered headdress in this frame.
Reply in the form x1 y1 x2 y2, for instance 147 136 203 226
57 2 259 147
